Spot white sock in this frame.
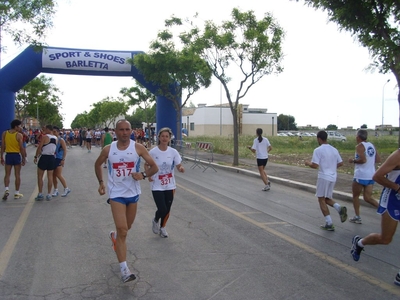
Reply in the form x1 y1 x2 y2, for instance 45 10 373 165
333 203 341 213
119 261 128 273
54 189 58 192
5 187 9 191
358 239 365 248
15 191 19 194
325 215 333 225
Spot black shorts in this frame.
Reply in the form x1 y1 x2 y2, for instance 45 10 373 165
86 138 92 143
38 155 56 171
257 158 268 167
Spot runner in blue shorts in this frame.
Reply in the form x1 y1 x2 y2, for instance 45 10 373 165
351 149 400 286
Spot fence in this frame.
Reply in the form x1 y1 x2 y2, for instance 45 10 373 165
191 141 216 172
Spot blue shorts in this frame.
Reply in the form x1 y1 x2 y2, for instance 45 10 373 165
377 187 400 221
108 195 139 206
54 158 63 168
5 153 21 165
353 178 375 186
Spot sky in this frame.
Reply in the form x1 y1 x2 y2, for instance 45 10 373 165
2 0 399 130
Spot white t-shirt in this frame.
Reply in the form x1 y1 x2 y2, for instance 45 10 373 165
311 144 343 182
149 146 182 191
354 141 376 180
107 140 141 198
251 137 271 159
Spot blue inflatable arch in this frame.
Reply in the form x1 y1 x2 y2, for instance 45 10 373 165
0 46 179 141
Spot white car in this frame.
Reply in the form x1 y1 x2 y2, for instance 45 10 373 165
327 131 347 142
277 133 288 136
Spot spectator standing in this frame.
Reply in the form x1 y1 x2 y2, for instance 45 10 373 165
0 119 26 200
34 125 57 201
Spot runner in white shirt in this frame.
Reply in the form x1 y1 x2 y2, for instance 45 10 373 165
347 129 380 224
305 130 348 231
248 128 272 191
94 120 158 283
147 127 185 238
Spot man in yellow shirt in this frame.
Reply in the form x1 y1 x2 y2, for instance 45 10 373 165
0 119 26 200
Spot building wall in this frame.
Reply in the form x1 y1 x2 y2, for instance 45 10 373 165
182 106 277 137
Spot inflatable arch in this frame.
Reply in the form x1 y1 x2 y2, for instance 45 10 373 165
0 46 179 142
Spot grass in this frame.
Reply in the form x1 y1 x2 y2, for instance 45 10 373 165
185 134 399 174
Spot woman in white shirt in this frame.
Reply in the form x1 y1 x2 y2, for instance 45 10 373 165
248 128 272 191
148 127 185 238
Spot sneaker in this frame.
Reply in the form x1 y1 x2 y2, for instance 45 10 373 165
35 193 44 201
109 231 116 252
351 235 364 261
160 227 168 238
320 223 335 231
46 194 52 201
103 164 107 168
262 185 270 191
349 216 362 224
61 188 71 197
152 219 160 234
2 190 9 201
14 193 23 199
339 206 348 223
52 190 59 197
394 272 400 286
121 268 136 283
267 181 271 187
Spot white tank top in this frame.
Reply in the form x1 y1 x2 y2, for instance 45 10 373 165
354 141 376 180
107 140 141 199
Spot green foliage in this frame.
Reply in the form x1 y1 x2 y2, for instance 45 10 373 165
16 75 63 127
0 0 56 50
169 7 285 165
278 114 297 130
361 124 367 128
88 97 128 128
325 124 338 130
70 112 88 129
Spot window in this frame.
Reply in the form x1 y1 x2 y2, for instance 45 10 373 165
190 122 194 131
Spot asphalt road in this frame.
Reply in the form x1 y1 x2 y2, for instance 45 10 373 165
0 145 398 299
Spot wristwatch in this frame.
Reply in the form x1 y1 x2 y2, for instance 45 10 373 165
141 172 147 180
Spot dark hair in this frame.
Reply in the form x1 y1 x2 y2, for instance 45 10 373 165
53 126 60 131
46 125 53 131
256 128 263 143
357 129 368 141
317 130 327 141
104 127 109 132
10 119 22 129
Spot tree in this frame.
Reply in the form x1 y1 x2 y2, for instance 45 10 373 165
326 124 338 130
361 124 368 129
16 75 63 128
71 112 89 129
168 8 285 165
0 0 56 60
296 0 400 144
88 98 129 128
120 81 156 137
278 114 297 131
131 30 212 141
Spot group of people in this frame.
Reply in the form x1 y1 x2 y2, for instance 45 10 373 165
251 127 400 286
94 120 184 283
0 120 71 202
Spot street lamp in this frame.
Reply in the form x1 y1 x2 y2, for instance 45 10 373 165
382 79 391 131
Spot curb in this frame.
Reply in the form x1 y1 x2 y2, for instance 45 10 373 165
183 156 354 203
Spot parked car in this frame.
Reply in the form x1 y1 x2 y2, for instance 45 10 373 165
327 131 347 142
286 132 295 137
277 133 288 136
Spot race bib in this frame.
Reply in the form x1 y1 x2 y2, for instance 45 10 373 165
112 161 135 182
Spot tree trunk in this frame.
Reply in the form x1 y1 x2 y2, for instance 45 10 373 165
232 109 239 166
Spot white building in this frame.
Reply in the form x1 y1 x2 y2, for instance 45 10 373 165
182 103 277 137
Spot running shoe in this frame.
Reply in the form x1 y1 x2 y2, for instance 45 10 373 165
394 272 400 286
35 193 44 201
46 194 52 201
152 219 160 234
349 216 362 224
339 206 348 223
14 193 23 199
262 185 270 191
103 164 107 168
61 188 71 197
351 235 364 261
109 231 116 252
52 190 59 197
160 227 168 238
2 190 9 201
320 223 335 231
121 268 136 283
